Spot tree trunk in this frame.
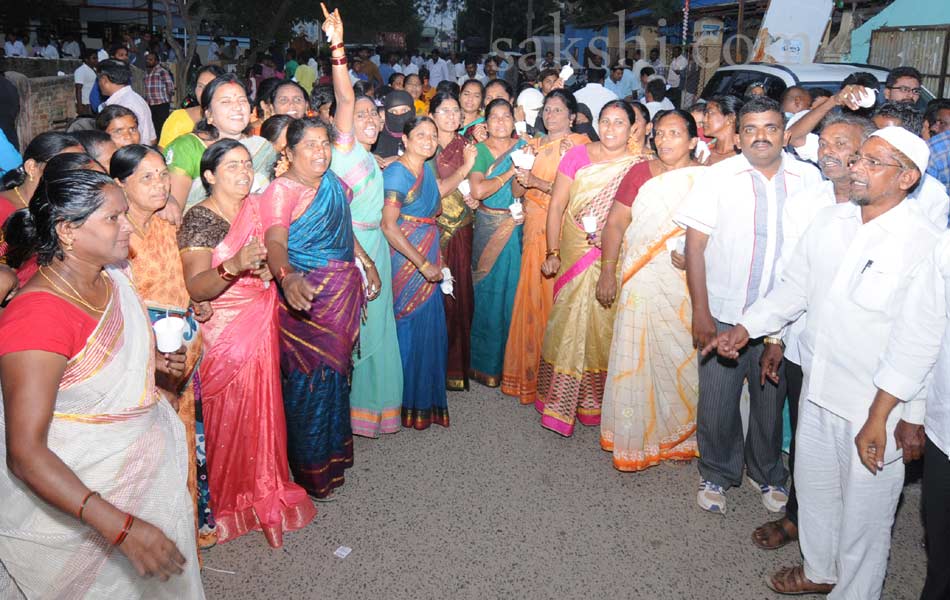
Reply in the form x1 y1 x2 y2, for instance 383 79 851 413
158 0 202 104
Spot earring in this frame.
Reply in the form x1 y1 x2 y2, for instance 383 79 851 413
63 238 74 252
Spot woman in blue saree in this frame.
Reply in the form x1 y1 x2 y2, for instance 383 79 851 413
381 116 449 430
467 99 527 387
262 117 382 498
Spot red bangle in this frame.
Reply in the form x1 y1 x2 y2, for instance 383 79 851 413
329 42 344 52
277 265 295 283
331 57 348 66
113 514 134 546
78 490 100 522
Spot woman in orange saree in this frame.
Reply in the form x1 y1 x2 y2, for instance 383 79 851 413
179 139 316 546
502 89 588 404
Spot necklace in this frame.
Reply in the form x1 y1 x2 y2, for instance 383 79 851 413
39 268 110 313
127 216 146 239
208 196 233 224
12 186 27 208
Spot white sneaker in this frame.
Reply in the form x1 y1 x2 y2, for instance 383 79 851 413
748 477 788 513
697 479 726 514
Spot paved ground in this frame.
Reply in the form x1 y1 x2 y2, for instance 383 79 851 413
202 384 926 599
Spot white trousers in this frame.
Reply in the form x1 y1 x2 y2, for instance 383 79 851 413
796 399 904 600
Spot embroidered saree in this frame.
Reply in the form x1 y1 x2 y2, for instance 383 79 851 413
469 140 525 387
261 173 362 498
128 216 214 548
181 201 317 547
0 268 204 598
601 167 704 470
433 136 475 391
383 162 449 429
502 133 588 403
537 155 638 437
331 140 403 438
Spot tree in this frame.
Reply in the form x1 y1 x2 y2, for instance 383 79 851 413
157 0 206 100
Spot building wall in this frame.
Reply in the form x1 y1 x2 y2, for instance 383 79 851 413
849 0 950 62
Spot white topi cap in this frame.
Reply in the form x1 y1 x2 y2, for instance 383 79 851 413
869 126 931 175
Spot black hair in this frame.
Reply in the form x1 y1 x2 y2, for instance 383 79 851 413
97 59 132 85
874 102 924 136
41 152 101 175
484 98 514 122
886 66 923 87
260 114 295 146
737 95 784 125
539 68 560 82
460 78 485 97
598 99 636 124
646 78 666 101
809 87 833 101
485 78 514 101
587 68 606 84
436 80 460 98
640 66 655 79
199 138 249 195
688 102 707 114
1 132 80 190
543 88 578 118
780 85 808 102
267 80 309 107
388 72 404 86
195 64 226 86
627 101 649 127
653 109 699 139
405 73 422 87
925 99 950 128
353 80 376 98
418 67 430 82
255 77 283 112
109 144 163 182
195 73 249 141
707 94 744 119
575 102 594 123
401 115 436 137
82 48 98 61
73 129 115 159
95 104 138 132
285 116 334 151
842 71 880 89
109 43 128 57
4 169 117 267
310 84 335 114
429 92 460 116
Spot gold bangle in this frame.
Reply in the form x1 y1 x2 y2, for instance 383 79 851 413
419 260 431 272
764 336 784 347
601 258 617 264
545 249 560 258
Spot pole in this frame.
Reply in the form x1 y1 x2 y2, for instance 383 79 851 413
148 0 154 32
736 0 744 63
527 0 533 40
490 0 496 50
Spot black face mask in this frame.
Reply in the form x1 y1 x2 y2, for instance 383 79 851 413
383 90 414 135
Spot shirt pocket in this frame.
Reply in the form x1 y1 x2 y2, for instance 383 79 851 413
849 258 899 315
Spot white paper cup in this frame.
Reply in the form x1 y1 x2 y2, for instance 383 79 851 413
558 65 574 82
515 121 528 135
457 180 471 196
857 87 877 108
511 149 536 170
153 316 185 353
582 215 598 234
509 202 524 219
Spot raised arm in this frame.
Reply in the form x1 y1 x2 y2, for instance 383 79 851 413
322 4 354 136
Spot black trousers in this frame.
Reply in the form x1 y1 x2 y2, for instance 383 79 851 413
921 436 950 600
785 360 803 525
149 102 170 140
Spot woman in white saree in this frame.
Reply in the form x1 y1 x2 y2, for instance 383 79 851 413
0 169 203 598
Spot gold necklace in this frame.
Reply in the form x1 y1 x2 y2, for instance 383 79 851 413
12 187 27 208
38 268 110 313
208 196 233 224
127 216 146 239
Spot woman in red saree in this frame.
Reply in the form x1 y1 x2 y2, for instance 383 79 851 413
179 139 316 547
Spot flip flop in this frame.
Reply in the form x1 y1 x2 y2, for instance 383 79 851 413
766 565 834 596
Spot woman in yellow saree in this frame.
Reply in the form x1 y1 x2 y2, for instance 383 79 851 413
537 100 642 437
597 109 704 471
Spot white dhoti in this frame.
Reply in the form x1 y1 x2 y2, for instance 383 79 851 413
796 398 904 600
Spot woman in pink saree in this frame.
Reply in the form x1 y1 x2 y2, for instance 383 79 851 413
179 139 315 547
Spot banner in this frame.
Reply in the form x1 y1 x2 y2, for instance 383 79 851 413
751 0 834 64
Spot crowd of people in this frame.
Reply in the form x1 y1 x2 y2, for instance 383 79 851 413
1 4 950 598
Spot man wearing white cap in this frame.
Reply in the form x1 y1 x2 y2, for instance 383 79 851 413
702 126 939 598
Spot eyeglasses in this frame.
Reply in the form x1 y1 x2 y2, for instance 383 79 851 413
886 85 922 96
847 154 906 170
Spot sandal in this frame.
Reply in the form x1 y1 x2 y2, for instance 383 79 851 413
766 565 834 596
752 517 798 550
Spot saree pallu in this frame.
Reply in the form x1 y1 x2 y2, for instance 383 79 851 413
434 137 475 391
129 215 214 548
332 142 403 438
385 162 448 429
537 156 638 437
601 167 705 471
0 268 204 599
199 195 316 546
502 134 588 403
470 143 525 387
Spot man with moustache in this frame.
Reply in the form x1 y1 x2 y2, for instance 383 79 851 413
675 96 822 514
750 113 875 551
704 127 936 598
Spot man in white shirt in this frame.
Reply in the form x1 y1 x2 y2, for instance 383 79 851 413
62 34 81 59
457 58 486 85
36 37 59 59
396 55 418 76
675 96 823 516
631 50 651 96
867 228 950 600
426 49 450 87
4 33 25 57
749 112 876 552
706 127 937 598
643 78 675 119
98 59 156 145
74 49 99 115
668 45 687 89
573 68 617 135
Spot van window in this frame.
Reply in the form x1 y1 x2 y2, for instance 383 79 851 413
701 71 787 101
